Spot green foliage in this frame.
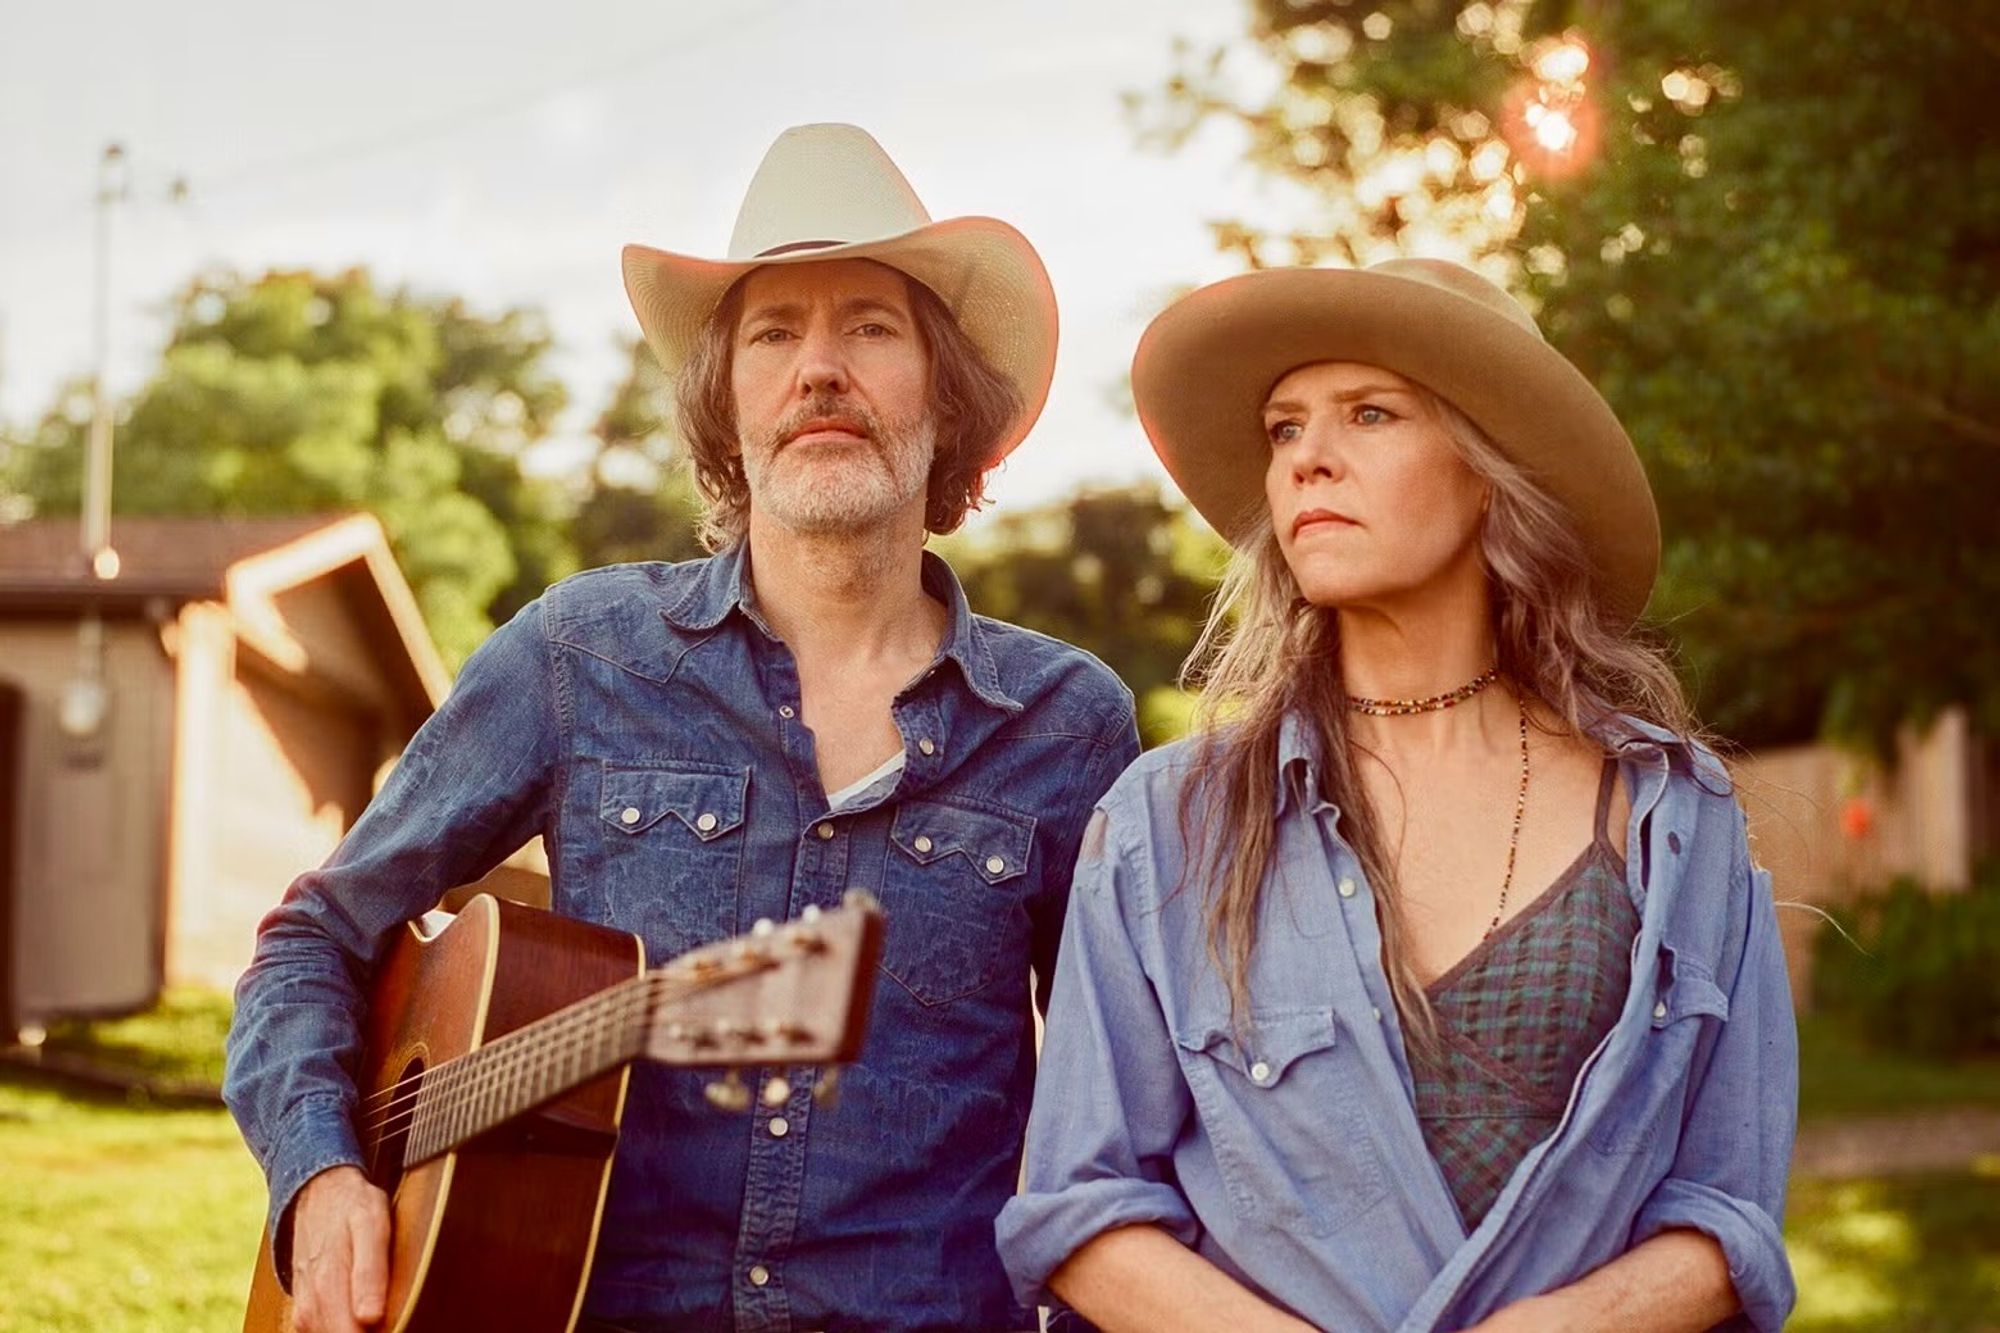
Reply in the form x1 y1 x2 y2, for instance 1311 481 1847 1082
1796 1013 2000 1123
571 337 708 569
1151 1 2000 748
1812 869 2000 1058
1785 1172 2000 1332
4 269 577 667
945 483 1228 717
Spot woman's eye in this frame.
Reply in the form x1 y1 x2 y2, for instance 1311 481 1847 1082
1266 419 1302 444
854 322 893 338
1354 403 1396 425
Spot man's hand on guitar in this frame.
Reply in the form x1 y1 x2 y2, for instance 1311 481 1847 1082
290 1165 391 1332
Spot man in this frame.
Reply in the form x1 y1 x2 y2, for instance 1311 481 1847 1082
224 123 1139 1332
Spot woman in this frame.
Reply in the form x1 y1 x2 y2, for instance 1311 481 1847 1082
995 260 1797 1332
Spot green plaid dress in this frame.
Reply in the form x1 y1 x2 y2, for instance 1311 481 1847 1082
1410 756 1638 1231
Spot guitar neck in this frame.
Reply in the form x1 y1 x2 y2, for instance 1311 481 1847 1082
399 972 655 1166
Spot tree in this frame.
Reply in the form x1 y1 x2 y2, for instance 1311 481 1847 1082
5 269 577 667
944 484 1228 745
570 337 707 571
1149 0 2000 748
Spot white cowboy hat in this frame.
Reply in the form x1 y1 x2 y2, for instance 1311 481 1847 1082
622 123 1059 462
1132 259 1661 627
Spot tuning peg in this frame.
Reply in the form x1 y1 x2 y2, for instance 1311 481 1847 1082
703 1071 751 1112
812 1066 842 1109
800 904 823 924
751 917 777 938
762 1075 792 1107
843 888 880 911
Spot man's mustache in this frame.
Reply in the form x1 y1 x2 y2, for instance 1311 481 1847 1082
769 394 879 451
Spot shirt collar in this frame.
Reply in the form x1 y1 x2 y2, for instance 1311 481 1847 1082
659 540 1022 714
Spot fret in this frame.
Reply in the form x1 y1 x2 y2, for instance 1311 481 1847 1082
402 972 662 1165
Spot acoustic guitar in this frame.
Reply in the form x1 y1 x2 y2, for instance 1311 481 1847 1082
242 890 884 1333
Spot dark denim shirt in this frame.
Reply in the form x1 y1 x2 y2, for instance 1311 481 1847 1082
223 542 1140 1332
998 712 1798 1332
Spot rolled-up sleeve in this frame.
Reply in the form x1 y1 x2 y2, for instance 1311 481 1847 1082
222 597 560 1284
1630 809 1798 1333
996 808 1198 1308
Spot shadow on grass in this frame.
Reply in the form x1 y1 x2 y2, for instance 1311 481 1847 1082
1786 1171 2000 1332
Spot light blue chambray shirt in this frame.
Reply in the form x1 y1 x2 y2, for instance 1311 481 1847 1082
997 712 1797 1332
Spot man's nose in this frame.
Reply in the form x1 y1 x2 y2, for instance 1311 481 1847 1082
795 325 850 396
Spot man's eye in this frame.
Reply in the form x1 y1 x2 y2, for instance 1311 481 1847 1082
751 328 793 345
854 322 892 337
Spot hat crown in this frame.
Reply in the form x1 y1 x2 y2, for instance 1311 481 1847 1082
726 123 934 261
1368 257 1544 342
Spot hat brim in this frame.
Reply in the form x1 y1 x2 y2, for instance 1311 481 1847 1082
1131 267 1660 628
622 216 1058 465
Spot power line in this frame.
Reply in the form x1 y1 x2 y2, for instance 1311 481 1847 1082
0 0 789 246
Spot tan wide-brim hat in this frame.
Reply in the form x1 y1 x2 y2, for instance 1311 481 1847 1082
623 123 1058 463
1132 259 1661 627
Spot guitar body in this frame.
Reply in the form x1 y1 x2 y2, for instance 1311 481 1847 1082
244 895 644 1333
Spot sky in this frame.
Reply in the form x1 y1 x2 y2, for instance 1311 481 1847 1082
0 0 1326 526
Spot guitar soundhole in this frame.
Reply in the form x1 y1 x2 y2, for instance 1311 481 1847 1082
365 1056 424 1200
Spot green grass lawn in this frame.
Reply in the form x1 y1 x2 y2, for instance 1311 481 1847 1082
37 988 234 1090
0 1078 263 1333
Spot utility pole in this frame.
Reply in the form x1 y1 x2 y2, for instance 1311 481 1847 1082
60 145 187 747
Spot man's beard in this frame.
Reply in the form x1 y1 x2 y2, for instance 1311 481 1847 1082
741 391 937 536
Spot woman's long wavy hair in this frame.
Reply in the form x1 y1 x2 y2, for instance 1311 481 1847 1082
1178 388 1699 1050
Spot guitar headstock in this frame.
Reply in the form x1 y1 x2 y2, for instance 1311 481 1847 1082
641 890 883 1071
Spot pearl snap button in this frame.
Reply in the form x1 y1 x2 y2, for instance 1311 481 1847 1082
816 822 834 840
748 1264 770 1287
620 807 640 826
985 856 1006 874
1654 1000 1669 1020
1250 1060 1272 1083
918 738 936 756
1337 877 1357 898
769 1115 790 1138
914 835 934 854
696 812 718 833
778 705 795 719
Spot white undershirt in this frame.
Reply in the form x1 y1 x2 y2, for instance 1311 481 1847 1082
825 750 908 813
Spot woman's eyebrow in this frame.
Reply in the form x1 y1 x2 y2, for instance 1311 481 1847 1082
1263 383 1415 413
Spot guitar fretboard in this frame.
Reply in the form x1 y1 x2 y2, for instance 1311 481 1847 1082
398 972 658 1166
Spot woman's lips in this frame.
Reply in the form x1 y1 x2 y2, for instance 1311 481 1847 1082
1292 508 1360 538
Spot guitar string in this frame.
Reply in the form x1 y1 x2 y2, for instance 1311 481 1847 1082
364 974 694 1153
356 971 656 1120
356 941 798 1121
358 968 711 1137
381 959 791 1159
358 961 781 1147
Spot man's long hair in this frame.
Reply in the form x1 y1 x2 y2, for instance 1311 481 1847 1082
673 267 1021 550
1177 389 1699 1051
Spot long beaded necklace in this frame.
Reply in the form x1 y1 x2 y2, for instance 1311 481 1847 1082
1347 667 1530 939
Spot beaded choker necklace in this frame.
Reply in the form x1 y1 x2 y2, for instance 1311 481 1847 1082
1346 666 1500 716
